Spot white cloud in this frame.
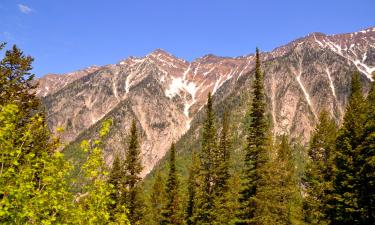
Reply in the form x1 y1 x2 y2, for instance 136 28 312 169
18 4 33 14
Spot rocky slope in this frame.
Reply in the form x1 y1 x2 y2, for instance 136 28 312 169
38 27 375 175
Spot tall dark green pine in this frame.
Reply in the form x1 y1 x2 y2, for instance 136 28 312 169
186 149 200 225
108 154 124 218
124 119 144 224
161 143 181 225
149 170 166 225
213 110 233 224
195 92 218 224
304 110 337 225
237 47 270 224
357 72 375 224
332 71 366 224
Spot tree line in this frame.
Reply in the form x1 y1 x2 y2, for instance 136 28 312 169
1 43 374 225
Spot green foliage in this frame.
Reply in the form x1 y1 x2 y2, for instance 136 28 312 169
161 143 182 225
195 92 219 224
123 119 144 224
148 170 166 224
0 104 74 224
0 44 131 224
332 71 367 224
250 135 304 225
237 48 271 224
304 111 337 224
73 119 130 225
108 154 124 218
357 72 375 224
186 150 200 225
0 44 39 118
212 110 236 224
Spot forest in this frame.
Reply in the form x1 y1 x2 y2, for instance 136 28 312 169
0 43 374 225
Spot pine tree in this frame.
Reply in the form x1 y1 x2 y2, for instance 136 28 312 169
149 170 166 225
124 119 144 224
108 154 124 218
161 143 181 225
0 44 40 119
357 72 375 224
332 71 367 224
186 150 200 225
237 47 270 224
195 92 218 224
250 135 302 225
304 110 337 224
213 110 233 224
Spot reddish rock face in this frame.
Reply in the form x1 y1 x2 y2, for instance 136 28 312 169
37 27 375 175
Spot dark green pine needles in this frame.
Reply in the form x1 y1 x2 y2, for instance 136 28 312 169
124 119 144 224
161 143 182 225
237 47 270 224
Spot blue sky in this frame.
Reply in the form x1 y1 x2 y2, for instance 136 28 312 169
0 0 374 77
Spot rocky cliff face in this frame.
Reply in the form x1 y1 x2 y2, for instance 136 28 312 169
38 27 375 175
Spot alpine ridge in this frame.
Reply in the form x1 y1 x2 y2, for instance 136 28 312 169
38 27 375 175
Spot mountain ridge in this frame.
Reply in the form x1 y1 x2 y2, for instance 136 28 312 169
38 26 375 175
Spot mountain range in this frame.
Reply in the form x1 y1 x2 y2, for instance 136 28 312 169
37 27 375 175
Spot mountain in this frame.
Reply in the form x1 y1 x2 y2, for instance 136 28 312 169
37 27 375 175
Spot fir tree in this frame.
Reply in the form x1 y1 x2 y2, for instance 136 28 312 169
0 44 40 119
124 119 144 224
332 71 366 224
304 110 337 224
237 47 270 224
161 143 181 225
357 72 375 224
195 92 218 224
108 154 124 218
186 150 200 225
149 170 166 225
251 135 303 225
213 110 233 224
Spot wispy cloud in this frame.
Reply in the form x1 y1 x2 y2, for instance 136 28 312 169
18 4 33 14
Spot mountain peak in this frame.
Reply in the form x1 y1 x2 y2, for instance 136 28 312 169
148 48 173 57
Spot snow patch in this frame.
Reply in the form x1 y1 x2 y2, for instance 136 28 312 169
321 39 374 81
294 59 317 119
165 65 198 121
112 76 120 101
325 68 336 98
125 59 145 93
165 77 185 98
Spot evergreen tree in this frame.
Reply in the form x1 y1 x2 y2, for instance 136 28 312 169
124 119 144 224
357 72 375 224
186 150 200 225
237 47 270 224
0 44 40 120
195 92 218 224
304 110 337 224
213 110 233 224
161 143 181 225
108 154 124 218
149 170 166 225
251 135 303 225
332 71 366 224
